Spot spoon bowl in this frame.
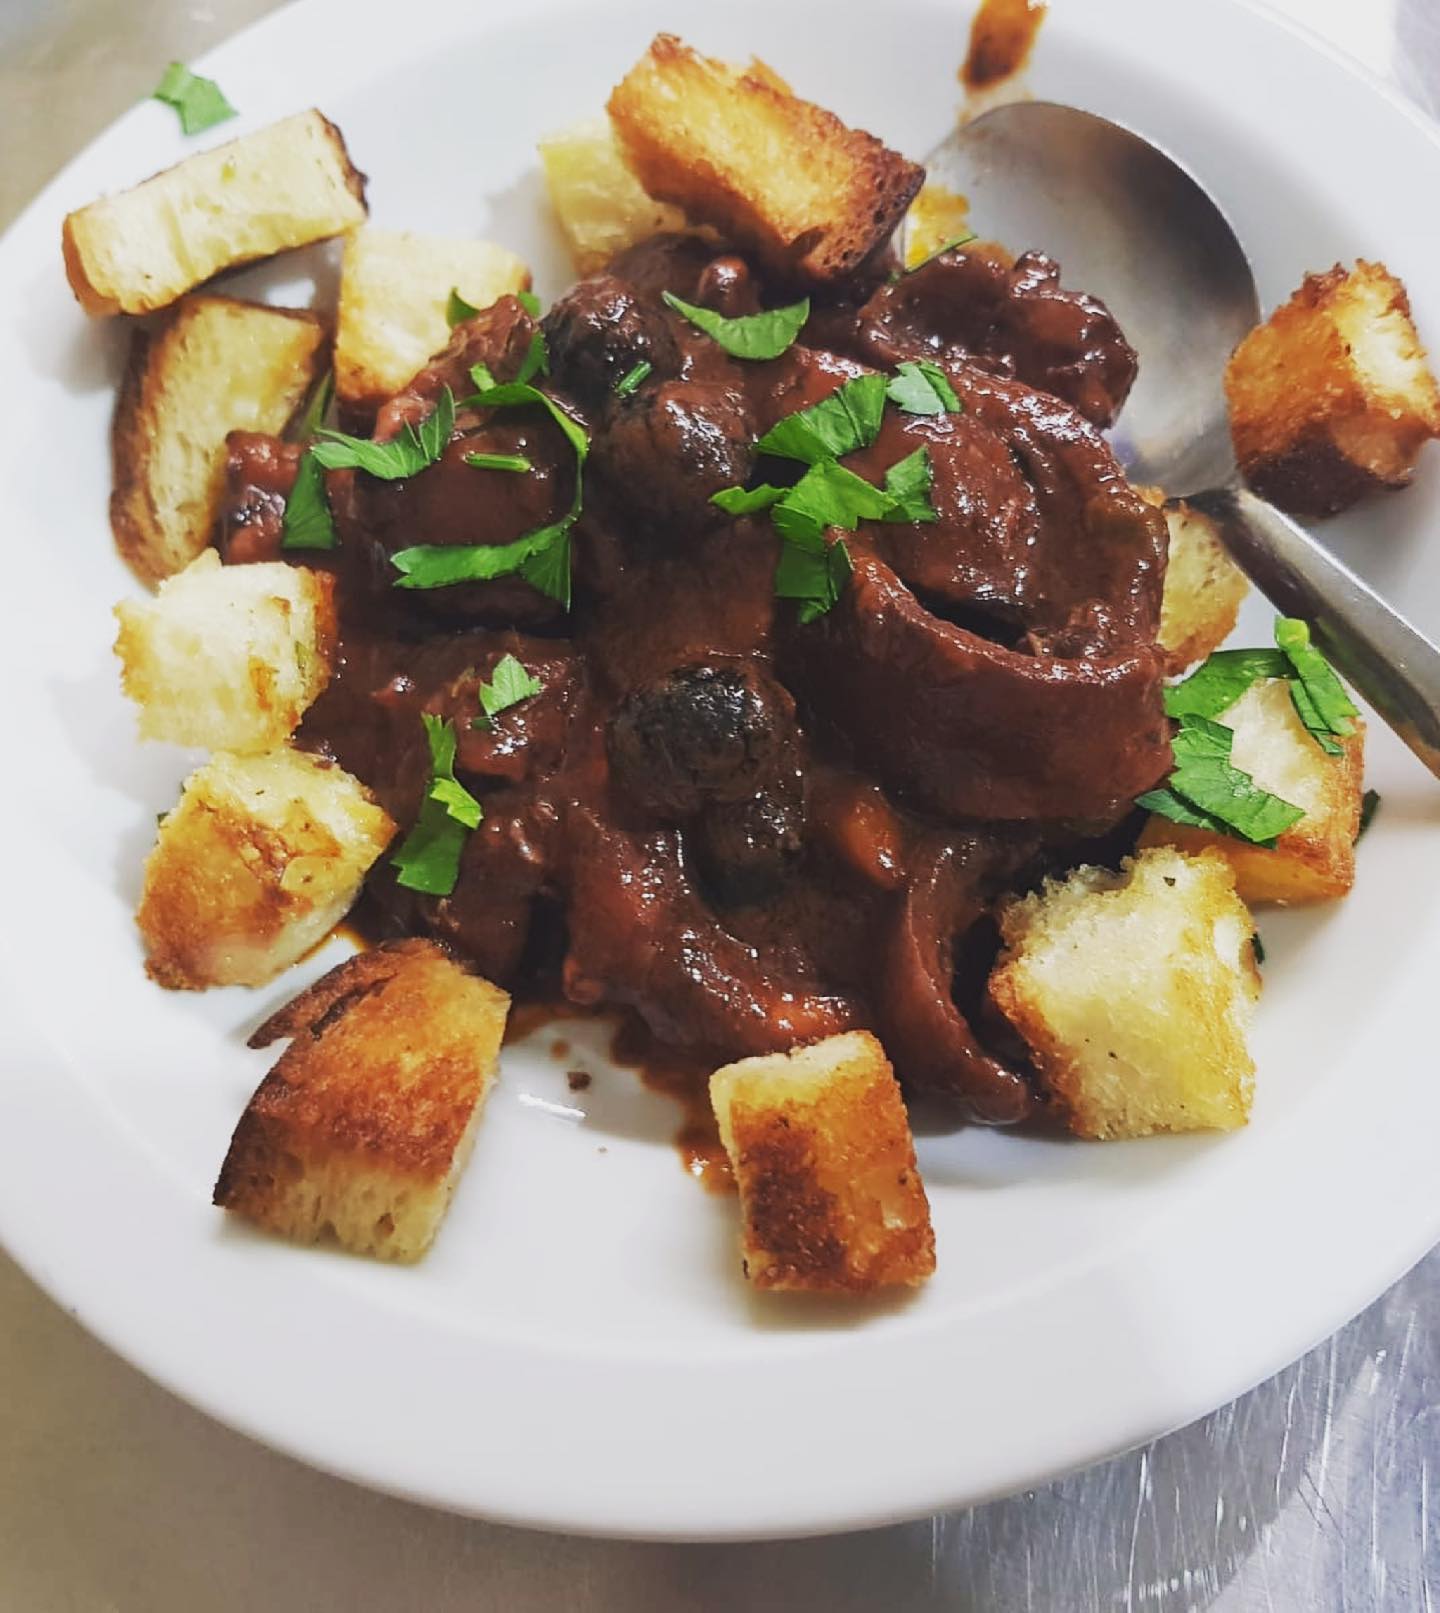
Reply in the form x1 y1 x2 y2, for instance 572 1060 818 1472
911 99 1440 778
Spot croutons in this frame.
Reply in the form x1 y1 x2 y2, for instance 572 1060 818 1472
1140 678 1365 904
709 1031 935 1293
989 848 1259 1140
1140 489 1249 675
114 550 336 753
335 228 531 409
214 939 509 1261
110 295 327 584
63 110 367 317
1226 261 1440 516
539 117 688 276
608 34 923 286
138 749 394 991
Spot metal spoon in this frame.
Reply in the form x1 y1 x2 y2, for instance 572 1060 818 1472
908 100 1440 779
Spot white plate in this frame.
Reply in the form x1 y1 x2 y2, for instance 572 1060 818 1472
1 0 1438 1543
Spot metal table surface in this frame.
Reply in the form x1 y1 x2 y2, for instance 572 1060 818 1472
2 2 1437 1608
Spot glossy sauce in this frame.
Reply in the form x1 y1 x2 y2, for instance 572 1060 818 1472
961 0 1048 92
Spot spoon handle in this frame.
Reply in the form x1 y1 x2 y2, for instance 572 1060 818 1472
1185 484 1440 781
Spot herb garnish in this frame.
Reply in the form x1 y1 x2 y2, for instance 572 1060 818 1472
886 360 961 416
152 63 237 135
446 288 480 326
662 293 811 362
1276 618 1357 756
614 360 653 398
881 447 938 524
1163 649 1289 720
1137 713 1305 846
774 521 855 624
463 451 532 474
907 230 979 274
280 452 338 550
391 715 483 896
711 484 785 516
471 653 543 730
755 374 888 464
516 290 542 318
312 388 456 480
390 365 587 606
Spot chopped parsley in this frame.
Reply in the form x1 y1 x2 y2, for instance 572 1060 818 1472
472 653 542 730
1137 713 1305 847
464 451 532 474
662 292 811 361
516 290 542 318
881 447 938 524
755 374 888 464
391 715 483 896
280 451 338 550
312 388 456 480
614 360 653 398
390 365 587 606
446 287 481 326
1163 649 1289 720
711 484 785 516
1276 618 1357 756
906 230 979 275
292 371 334 442
774 523 855 624
886 360 961 416
152 62 237 135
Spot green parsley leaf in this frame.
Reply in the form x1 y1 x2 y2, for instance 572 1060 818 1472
778 459 899 533
280 450 338 550
1358 787 1381 839
1275 617 1357 749
469 361 497 393
886 360 961 416
291 371 334 442
774 527 854 624
447 287 481 326
908 230 979 274
391 714 483 896
313 388 456 480
1162 649 1289 720
661 292 810 361
756 374 889 464
614 360 653 398
880 446 937 523
152 62 237 135
516 290 542 318
464 368 589 464
711 484 786 515
464 451 532 474
471 653 543 730
514 331 549 386
1140 712 1305 846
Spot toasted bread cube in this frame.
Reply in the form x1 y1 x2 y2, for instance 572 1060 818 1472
110 295 327 584
709 1031 935 1292
904 182 975 270
539 117 689 275
608 34 922 286
990 848 1259 1140
63 109 367 317
1140 678 1365 904
335 228 531 409
115 550 336 753
1139 488 1249 675
138 748 394 991
1226 261 1440 517
214 939 509 1261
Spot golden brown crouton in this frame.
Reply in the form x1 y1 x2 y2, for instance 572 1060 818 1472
63 110 367 317
111 295 327 584
1140 678 1365 904
139 749 394 990
335 228 531 409
1137 487 1249 675
1226 261 1440 516
214 939 509 1261
114 550 336 753
709 1031 935 1293
538 118 689 275
608 34 923 286
990 848 1259 1140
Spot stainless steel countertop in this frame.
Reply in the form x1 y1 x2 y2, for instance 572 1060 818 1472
3 3 1438 1607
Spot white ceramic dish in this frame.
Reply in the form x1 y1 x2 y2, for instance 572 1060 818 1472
1 0 1438 1543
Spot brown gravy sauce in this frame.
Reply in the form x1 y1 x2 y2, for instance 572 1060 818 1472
961 0 1048 92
